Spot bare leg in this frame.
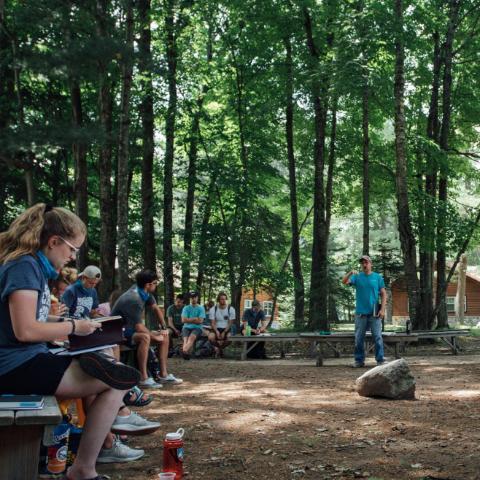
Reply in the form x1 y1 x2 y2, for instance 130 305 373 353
133 332 151 380
56 361 126 480
184 334 197 354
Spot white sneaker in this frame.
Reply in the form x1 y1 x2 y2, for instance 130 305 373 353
139 377 163 389
157 373 183 385
97 437 145 463
111 411 160 434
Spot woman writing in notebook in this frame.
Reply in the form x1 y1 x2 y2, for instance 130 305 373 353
0 203 140 480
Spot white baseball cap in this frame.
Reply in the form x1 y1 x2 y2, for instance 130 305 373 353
79 265 102 279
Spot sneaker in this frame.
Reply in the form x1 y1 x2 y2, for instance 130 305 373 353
111 411 161 435
78 352 140 390
139 377 163 389
157 373 183 385
376 359 387 366
353 362 365 368
97 437 145 463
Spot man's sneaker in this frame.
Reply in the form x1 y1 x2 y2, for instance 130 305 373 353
139 377 163 389
111 411 161 435
353 362 365 368
157 373 183 385
377 359 388 366
97 437 145 463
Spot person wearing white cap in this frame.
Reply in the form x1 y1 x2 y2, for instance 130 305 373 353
61 265 102 319
342 255 387 367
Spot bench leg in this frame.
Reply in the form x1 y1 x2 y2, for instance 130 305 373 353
316 342 324 367
0 425 43 480
280 342 285 359
241 342 247 361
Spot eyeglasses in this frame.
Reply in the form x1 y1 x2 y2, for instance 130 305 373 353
59 236 81 256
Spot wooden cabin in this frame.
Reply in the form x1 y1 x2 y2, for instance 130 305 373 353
240 288 280 326
391 272 480 325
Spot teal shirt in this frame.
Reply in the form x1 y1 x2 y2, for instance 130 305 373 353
349 272 385 315
181 304 206 329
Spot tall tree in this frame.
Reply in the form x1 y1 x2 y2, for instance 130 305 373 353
117 0 135 291
139 0 156 273
436 0 461 329
95 0 117 299
284 34 305 328
393 0 420 327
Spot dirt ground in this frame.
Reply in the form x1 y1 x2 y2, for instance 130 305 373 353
98 342 480 480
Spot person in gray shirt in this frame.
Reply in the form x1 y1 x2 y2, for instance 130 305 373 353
112 270 182 388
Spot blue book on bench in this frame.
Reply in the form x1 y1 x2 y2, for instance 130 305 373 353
0 394 44 410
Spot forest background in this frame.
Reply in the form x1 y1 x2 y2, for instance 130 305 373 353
1 0 480 332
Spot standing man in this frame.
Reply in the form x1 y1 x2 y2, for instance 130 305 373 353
112 270 182 388
242 300 267 359
208 292 235 357
61 265 102 319
342 255 387 368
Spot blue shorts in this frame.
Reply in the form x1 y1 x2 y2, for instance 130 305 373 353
182 326 202 338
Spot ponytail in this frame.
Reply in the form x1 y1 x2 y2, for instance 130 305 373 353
0 203 86 265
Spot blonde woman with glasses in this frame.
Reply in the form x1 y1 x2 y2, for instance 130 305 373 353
0 203 140 480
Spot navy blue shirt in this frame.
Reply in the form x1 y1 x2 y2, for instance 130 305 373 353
0 255 50 375
242 308 265 329
62 280 99 319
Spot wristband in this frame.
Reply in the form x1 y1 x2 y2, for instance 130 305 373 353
58 316 65 323
68 318 76 335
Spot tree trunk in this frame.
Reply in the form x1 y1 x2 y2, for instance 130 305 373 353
117 0 134 291
393 0 421 328
455 254 467 323
181 105 200 293
362 83 370 256
436 0 461 329
138 0 156 273
163 0 177 309
70 81 89 270
303 6 333 331
284 35 305 329
95 0 116 300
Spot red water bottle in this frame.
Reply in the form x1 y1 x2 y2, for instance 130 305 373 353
163 428 185 479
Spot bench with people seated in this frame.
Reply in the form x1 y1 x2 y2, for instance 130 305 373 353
0 396 62 480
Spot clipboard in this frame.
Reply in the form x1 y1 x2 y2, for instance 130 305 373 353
68 316 124 352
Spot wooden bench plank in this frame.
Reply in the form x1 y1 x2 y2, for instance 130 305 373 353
15 396 62 426
0 411 14 426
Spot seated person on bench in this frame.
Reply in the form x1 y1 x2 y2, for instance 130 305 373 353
112 270 182 388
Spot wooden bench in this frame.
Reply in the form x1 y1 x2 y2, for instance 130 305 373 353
414 329 471 354
0 396 62 480
300 332 419 366
230 333 301 360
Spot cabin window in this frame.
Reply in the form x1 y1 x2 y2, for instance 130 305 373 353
262 301 273 317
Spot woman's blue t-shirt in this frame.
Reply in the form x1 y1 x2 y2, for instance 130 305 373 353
0 255 50 375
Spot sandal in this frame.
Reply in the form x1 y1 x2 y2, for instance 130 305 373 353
63 475 110 480
123 386 153 407
78 352 140 390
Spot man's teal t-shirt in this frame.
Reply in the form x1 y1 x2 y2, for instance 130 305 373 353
349 272 385 315
181 304 206 329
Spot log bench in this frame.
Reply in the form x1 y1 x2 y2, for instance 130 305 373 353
0 396 62 480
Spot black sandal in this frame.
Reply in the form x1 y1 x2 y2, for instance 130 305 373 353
123 386 153 407
78 352 140 390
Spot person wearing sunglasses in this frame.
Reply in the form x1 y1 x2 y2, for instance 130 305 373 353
61 265 102 319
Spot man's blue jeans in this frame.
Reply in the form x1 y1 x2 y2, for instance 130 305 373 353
354 314 384 364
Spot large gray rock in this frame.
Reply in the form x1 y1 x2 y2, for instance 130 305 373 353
356 358 416 399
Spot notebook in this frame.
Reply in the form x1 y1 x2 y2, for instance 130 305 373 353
68 316 124 352
0 394 44 410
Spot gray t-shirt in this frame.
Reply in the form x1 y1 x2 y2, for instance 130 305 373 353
111 285 156 331
208 304 236 329
0 255 50 376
